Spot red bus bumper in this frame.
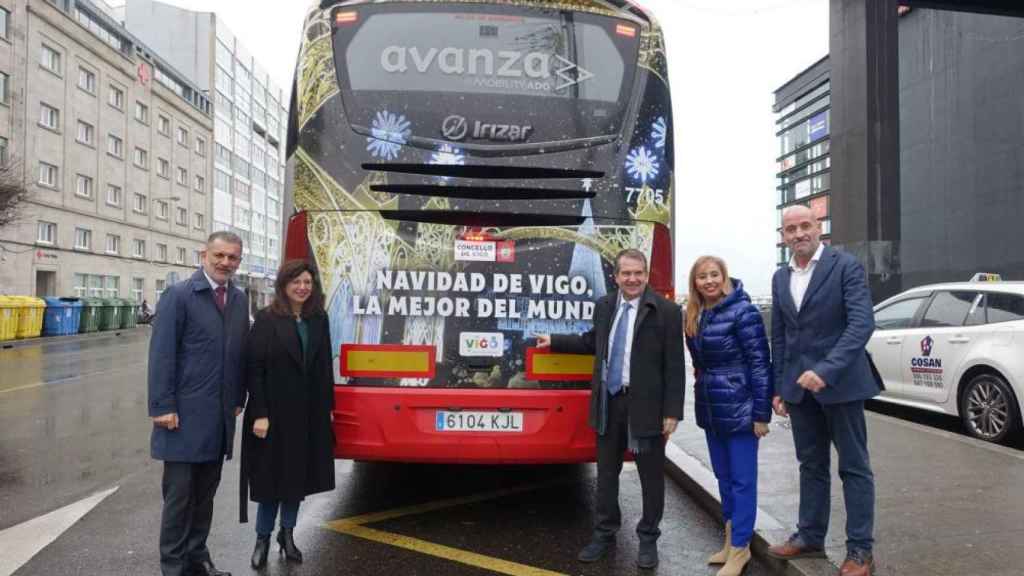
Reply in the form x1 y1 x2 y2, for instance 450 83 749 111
332 387 597 464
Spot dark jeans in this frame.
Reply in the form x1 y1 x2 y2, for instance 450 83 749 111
706 430 759 548
159 460 223 576
594 391 665 544
788 396 875 554
256 500 300 536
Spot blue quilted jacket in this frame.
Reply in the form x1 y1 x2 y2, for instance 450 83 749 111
685 279 773 435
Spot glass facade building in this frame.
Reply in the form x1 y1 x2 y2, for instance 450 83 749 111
773 57 831 267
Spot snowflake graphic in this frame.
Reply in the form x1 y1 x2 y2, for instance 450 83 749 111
626 146 660 184
430 143 465 167
651 116 668 150
366 111 412 160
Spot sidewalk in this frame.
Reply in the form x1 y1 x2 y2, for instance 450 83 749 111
665 393 1024 576
0 326 150 350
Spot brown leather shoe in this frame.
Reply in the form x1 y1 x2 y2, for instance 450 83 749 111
839 551 874 576
766 536 826 560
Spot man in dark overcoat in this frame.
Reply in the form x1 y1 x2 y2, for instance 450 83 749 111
538 248 684 570
148 231 249 576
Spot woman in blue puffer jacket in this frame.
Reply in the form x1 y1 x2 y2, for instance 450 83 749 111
684 255 773 576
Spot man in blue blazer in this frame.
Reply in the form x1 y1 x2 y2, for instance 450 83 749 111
766 206 879 576
149 232 249 576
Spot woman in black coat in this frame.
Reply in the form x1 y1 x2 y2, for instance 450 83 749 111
242 260 335 569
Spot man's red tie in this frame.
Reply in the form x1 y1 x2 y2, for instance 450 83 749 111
215 286 226 311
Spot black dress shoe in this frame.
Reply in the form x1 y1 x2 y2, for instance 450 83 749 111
577 539 614 563
251 535 270 569
637 541 659 569
189 559 231 576
277 528 303 563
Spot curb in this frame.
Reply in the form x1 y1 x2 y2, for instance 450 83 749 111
0 326 150 351
664 441 836 576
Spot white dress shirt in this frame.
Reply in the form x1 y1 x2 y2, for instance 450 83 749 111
606 294 638 388
789 242 825 312
202 269 227 291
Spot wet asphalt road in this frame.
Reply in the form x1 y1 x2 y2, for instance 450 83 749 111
0 331 774 576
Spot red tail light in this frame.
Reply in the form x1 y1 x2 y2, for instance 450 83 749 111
648 222 674 302
334 10 358 27
284 211 310 262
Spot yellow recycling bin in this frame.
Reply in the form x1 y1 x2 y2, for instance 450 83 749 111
15 296 46 339
0 296 20 341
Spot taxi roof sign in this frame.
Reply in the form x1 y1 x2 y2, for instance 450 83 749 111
970 273 1002 282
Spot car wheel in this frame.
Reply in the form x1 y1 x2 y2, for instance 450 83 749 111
960 373 1020 443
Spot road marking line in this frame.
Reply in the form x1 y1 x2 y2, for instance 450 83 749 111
324 478 571 576
0 382 45 395
0 486 119 576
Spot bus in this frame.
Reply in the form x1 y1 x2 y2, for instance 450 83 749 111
284 0 675 463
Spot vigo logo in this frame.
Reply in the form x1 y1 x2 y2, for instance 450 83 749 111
380 45 594 91
442 115 469 141
459 332 504 357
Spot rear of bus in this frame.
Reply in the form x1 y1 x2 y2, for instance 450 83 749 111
285 0 675 463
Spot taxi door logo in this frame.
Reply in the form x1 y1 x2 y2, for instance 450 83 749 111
920 335 934 356
459 332 504 357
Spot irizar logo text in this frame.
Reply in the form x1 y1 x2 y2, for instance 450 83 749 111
381 46 595 91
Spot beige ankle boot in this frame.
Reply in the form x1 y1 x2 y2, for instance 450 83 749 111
707 521 732 565
716 545 751 576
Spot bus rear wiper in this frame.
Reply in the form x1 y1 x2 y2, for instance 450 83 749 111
370 184 595 201
363 164 604 180
378 210 585 228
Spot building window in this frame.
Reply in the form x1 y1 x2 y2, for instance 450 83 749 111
177 126 189 146
157 114 170 136
176 247 186 264
74 227 92 250
156 243 167 262
157 158 170 178
133 193 147 214
78 67 96 94
156 200 168 220
40 45 62 75
155 278 166 301
106 184 122 206
195 137 206 156
0 8 9 41
38 162 58 188
176 206 187 226
194 175 205 193
135 102 149 124
37 221 56 245
134 147 148 169
133 239 146 258
105 234 121 255
193 250 202 266
76 120 95 145
39 103 60 130
107 134 123 158
104 276 119 298
75 174 94 198
0 72 9 105
132 278 144 303
194 212 205 230
176 167 188 186
0 137 7 166
109 85 124 110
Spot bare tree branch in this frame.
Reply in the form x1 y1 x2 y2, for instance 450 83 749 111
0 161 27 228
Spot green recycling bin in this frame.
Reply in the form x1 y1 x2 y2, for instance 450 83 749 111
79 297 104 333
120 299 140 329
99 298 124 331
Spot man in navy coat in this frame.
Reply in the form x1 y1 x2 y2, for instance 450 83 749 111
149 231 249 576
766 206 879 576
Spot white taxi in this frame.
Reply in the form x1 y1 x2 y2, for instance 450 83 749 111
867 274 1024 443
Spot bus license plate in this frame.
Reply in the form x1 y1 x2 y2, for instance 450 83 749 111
435 411 523 432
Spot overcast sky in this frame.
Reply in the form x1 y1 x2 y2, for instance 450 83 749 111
154 0 828 296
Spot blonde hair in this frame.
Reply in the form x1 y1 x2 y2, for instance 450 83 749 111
684 255 734 338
